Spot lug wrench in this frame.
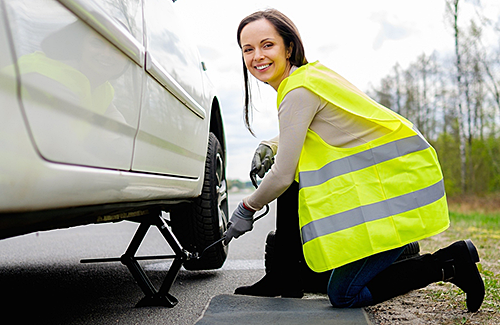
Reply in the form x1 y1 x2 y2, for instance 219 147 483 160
197 168 270 259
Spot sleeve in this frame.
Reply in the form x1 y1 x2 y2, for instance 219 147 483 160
244 87 321 210
260 135 279 156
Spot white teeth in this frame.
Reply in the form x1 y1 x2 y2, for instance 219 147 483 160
256 64 270 70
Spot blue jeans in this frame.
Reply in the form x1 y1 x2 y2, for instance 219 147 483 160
327 246 406 308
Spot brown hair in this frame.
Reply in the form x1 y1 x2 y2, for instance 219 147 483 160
237 9 308 135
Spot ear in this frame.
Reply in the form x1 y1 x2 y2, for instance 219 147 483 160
286 42 294 59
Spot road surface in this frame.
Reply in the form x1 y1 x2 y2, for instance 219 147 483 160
0 191 275 324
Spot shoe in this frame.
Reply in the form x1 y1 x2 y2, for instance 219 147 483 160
434 240 484 313
433 239 479 264
234 271 303 298
394 241 421 262
366 240 484 312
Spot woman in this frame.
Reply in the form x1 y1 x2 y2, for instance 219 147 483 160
224 9 485 312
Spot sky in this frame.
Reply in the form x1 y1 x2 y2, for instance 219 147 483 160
173 0 500 181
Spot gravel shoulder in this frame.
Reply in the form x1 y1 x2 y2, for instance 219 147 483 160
365 284 498 325
364 229 500 325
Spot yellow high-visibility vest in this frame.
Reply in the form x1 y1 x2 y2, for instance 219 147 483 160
277 61 449 272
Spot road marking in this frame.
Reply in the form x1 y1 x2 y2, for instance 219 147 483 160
144 259 265 271
221 259 265 270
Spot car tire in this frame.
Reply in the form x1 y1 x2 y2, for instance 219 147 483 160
170 132 229 270
264 230 276 273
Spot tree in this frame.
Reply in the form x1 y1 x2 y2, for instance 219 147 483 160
446 0 467 193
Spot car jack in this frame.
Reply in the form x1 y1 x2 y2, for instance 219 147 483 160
81 210 198 308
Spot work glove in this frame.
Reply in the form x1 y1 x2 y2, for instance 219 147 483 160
251 144 274 178
223 202 255 245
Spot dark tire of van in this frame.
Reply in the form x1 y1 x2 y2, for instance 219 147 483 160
170 133 229 270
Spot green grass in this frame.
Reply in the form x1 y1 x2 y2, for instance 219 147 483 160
449 211 500 228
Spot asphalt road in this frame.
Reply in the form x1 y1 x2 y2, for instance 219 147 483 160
0 191 276 325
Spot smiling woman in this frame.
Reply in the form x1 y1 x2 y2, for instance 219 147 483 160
221 7 485 314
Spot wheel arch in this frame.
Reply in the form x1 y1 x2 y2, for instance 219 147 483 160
209 96 226 163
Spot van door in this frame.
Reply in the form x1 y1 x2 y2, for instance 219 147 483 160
132 0 208 178
2 0 143 170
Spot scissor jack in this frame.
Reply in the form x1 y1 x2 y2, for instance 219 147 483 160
81 210 198 308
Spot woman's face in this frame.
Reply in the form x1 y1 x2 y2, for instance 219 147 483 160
240 18 292 90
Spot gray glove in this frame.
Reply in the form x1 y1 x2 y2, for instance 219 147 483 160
223 202 255 245
251 144 274 178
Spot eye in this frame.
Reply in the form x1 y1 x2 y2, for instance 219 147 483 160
243 47 253 54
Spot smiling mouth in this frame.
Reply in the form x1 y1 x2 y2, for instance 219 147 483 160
255 63 271 70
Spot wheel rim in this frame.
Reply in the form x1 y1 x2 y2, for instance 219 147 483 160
215 152 228 240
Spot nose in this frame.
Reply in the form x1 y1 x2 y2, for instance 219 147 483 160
254 48 264 61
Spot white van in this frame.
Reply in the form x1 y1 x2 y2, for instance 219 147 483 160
0 0 228 272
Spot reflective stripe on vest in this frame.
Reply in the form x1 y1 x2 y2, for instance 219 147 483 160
299 133 429 190
301 179 445 244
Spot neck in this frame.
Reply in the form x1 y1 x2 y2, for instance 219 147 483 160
270 62 292 91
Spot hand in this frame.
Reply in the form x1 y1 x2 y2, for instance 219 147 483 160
251 144 274 178
223 202 255 245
